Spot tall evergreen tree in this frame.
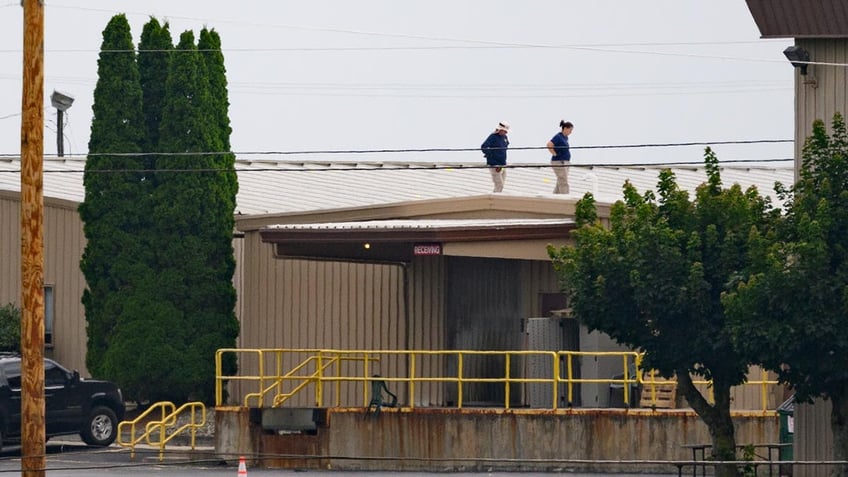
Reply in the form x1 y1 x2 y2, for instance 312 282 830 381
138 17 173 155
146 30 238 402
198 27 239 381
198 28 232 152
78 14 148 377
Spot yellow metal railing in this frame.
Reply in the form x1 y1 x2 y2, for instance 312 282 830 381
215 348 778 412
117 401 206 461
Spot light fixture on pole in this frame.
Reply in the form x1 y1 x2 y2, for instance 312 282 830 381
50 90 74 157
783 46 811 75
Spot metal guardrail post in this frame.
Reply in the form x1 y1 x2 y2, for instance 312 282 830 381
409 352 416 410
504 353 511 409
552 352 560 410
258 350 266 408
457 352 464 409
316 351 323 407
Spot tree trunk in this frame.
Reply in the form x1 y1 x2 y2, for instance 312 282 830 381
678 372 739 477
831 386 848 477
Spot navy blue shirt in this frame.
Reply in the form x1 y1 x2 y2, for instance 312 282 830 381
481 133 509 166
550 132 571 161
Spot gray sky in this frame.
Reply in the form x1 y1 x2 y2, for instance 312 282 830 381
0 0 794 166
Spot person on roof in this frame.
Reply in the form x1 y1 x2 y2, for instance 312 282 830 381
481 121 510 193
547 120 574 194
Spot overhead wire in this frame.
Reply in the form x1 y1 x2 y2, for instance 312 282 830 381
0 138 793 160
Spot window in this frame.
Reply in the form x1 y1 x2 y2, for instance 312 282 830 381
4 361 21 390
44 285 54 346
44 361 67 387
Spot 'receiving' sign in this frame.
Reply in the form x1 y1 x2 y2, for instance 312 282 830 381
413 243 442 256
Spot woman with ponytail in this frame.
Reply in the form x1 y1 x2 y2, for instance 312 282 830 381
546 120 574 194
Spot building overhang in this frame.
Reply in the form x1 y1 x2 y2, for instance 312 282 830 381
746 0 848 38
259 218 575 262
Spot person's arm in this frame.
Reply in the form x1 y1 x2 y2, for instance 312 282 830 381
547 139 556 156
482 135 493 157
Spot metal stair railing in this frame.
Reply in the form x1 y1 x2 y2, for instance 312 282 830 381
117 401 206 461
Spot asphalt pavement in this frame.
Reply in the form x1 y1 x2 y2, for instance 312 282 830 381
0 439 680 476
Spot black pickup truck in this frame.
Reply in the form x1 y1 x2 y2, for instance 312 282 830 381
0 355 125 451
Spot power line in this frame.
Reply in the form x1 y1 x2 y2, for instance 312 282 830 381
0 158 796 176
0 138 791 159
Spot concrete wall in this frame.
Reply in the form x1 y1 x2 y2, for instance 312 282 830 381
216 407 780 473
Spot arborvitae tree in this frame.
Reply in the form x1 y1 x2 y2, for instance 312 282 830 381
144 30 237 402
79 14 148 377
198 27 239 380
198 28 232 152
138 17 173 155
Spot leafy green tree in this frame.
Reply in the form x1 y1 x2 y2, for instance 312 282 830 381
548 149 778 477
138 17 173 154
79 14 148 377
145 30 238 402
0 303 21 353
724 113 848 469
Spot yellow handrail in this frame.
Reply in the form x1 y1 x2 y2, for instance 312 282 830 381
117 401 206 461
117 401 176 459
215 348 779 412
144 402 206 462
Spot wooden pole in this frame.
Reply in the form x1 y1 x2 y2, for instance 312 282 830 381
20 0 46 476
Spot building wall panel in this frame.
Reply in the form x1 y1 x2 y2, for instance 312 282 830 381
795 39 848 171
235 231 410 407
795 398 832 477
0 194 89 375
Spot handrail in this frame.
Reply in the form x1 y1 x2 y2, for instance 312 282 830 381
243 355 323 407
117 401 206 462
117 402 176 459
215 348 779 412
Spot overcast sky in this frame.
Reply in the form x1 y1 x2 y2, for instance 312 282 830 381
0 0 795 166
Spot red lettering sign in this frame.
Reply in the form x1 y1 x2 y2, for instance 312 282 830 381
413 243 442 256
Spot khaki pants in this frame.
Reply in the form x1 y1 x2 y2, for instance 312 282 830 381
552 160 569 194
489 166 506 193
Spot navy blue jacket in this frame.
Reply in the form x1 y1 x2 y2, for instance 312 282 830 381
550 132 571 161
481 133 509 166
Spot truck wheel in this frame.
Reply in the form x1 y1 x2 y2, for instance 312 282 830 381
80 406 118 446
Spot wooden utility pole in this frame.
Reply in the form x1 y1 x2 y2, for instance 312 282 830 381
20 0 46 476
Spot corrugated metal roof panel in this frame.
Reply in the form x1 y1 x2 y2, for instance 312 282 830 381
267 218 574 231
0 156 794 215
746 0 848 38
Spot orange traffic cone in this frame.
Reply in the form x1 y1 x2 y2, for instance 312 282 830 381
237 456 247 476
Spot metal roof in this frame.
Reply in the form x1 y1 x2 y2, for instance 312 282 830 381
746 0 848 38
0 156 794 215
267 218 573 231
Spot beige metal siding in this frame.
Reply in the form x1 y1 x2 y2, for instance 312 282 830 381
235 231 410 407
794 39 848 174
522 259 564 318
0 193 89 375
406 255 446 406
795 399 832 477
0 195 20 305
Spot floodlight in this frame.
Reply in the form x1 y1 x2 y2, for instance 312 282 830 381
783 46 811 75
50 90 74 112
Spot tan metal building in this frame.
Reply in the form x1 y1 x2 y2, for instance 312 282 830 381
746 1 848 473
0 157 792 407
0 190 88 373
